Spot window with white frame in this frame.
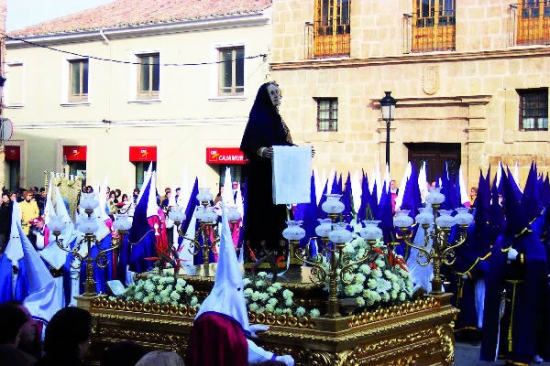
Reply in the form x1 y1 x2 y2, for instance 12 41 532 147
518 88 548 131
6 63 23 106
69 59 89 102
137 53 160 99
316 97 338 132
218 47 244 96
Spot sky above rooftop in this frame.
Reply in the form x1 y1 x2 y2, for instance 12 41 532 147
6 0 115 32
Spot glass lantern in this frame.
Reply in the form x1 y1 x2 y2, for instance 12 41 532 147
360 220 383 241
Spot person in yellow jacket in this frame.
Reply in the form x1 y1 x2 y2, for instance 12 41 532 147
20 191 39 236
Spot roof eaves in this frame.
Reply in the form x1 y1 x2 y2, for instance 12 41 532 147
8 7 270 39
6 9 271 46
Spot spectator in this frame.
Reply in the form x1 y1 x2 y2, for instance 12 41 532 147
135 350 185 366
28 217 48 251
37 307 92 366
161 191 172 212
390 180 398 214
108 191 119 216
100 340 147 366
469 186 478 207
0 192 12 255
174 187 181 206
17 188 25 203
20 191 40 236
0 302 28 345
5 300 42 361
232 181 240 203
37 188 47 216
132 188 140 204
0 301 35 365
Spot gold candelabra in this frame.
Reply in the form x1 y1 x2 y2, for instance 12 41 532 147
393 188 473 295
50 193 131 296
283 194 379 318
168 190 242 276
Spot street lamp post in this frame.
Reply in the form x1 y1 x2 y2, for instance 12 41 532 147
380 91 397 169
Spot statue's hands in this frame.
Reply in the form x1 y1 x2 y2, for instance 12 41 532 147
275 355 295 366
259 147 273 159
249 324 269 339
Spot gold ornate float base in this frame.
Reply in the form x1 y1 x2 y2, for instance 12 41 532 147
84 292 457 365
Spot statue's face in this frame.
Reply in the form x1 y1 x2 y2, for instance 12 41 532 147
267 83 281 107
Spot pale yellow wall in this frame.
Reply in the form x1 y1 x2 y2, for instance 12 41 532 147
271 0 550 190
4 12 272 194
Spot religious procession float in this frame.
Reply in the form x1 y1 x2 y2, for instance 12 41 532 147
65 184 467 366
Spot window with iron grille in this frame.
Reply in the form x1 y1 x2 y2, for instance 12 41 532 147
516 0 550 46
219 47 244 96
412 0 456 53
137 53 160 99
312 0 350 57
69 59 88 102
518 88 548 131
316 98 338 132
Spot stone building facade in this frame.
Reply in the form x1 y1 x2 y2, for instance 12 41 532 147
270 0 550 189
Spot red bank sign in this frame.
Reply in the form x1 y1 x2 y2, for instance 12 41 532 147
206 148 248 165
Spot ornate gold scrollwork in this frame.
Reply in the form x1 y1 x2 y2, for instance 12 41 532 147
436 324 455 365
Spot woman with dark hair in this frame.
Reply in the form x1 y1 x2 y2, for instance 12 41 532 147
37 307 92 366
240 82 294 261
0 302 35 365
4 300 42 361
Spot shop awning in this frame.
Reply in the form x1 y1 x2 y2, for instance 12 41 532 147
129 146 157 162
63 145 87 161
4 145 20 161
206 147 248 165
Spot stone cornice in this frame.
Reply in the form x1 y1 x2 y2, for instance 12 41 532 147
271 47 550 70
372 95 492 109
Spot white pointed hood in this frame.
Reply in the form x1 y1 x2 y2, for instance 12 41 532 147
55 186 77 244
147 172 159 218
395 161 411 210
195 202 249 333
5 202 24 265
18 209 59 322
99 176 110 221
44 173 55 225
222 166 233 205
40 187 71 270
136 162 153 205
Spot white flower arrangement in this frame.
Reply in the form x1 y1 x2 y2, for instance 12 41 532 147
119 269 321 318
121 273 199 309
244 272 320 318
335 233 414 311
